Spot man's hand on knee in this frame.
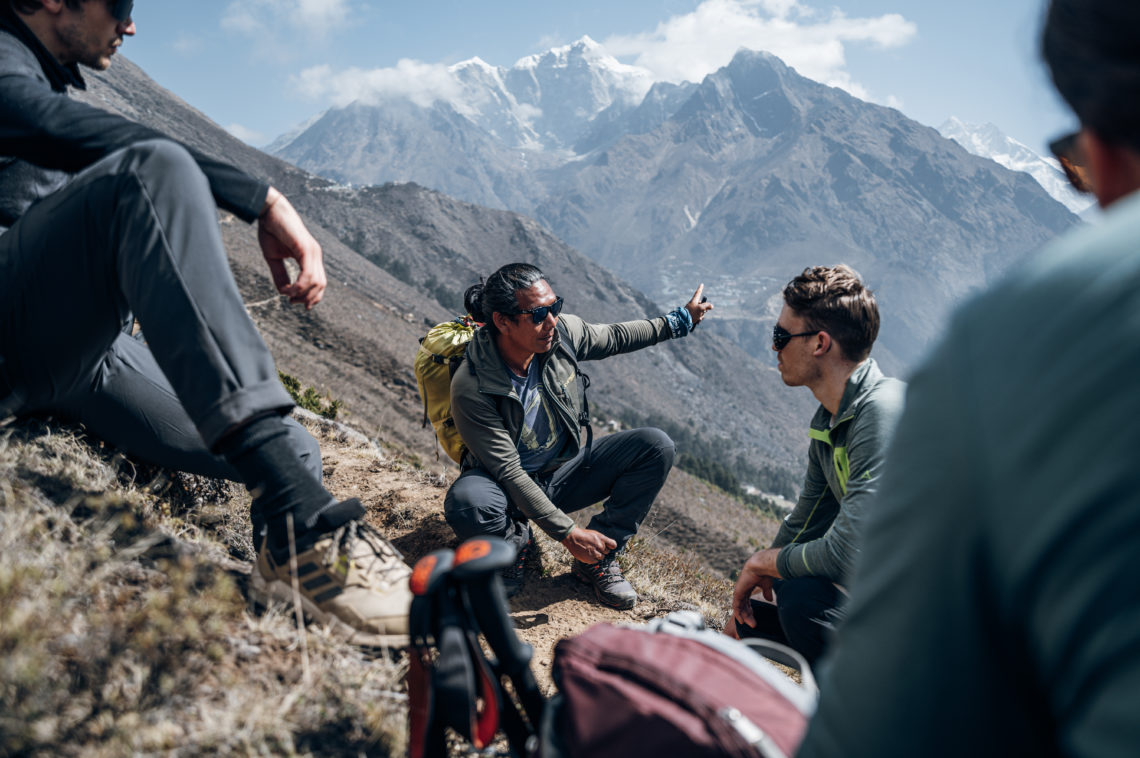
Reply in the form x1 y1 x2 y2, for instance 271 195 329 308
258 187 327 310
561 527 617 564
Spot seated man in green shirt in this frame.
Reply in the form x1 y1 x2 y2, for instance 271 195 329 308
726 265 905 664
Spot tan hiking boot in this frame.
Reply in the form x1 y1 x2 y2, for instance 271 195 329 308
252 518 412 648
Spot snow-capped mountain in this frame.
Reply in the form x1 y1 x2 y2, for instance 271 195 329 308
271 46 1078 374
939 117 1093 215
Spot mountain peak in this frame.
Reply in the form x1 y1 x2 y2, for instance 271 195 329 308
514 35 603 70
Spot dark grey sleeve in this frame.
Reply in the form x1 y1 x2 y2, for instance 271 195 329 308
0 70 267 221
796 329 990 757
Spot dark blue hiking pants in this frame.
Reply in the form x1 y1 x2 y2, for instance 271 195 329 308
443 427 674 554
0 140 320 482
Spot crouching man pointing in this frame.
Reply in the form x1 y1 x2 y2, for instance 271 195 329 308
445 263 712 608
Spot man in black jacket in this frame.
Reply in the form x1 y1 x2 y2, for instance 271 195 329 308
0 0 410 647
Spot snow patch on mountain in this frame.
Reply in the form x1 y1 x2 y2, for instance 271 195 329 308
939 117 1093 215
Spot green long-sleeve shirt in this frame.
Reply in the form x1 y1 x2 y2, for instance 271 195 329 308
772 358 905 585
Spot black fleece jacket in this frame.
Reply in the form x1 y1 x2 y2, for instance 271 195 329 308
0 6 267 231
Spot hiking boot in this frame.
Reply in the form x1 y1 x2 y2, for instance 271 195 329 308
501 534 534 599
572 554 637 610
252 518 412 648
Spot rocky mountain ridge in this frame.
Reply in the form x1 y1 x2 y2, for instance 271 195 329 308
271 46 1079 374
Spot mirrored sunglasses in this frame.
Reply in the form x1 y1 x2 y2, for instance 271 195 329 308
1049 131 1093 194
772 323 817 351
517 296 564 324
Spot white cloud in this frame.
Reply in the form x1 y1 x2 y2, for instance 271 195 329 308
602 0 915 102
225 123 267 145
171 33 202 56
221 0 352 61
292 60 464 108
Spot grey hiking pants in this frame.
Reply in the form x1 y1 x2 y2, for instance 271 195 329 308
444 427 674 553
0 139 319 481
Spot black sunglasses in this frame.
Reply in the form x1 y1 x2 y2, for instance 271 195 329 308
109 0 133 22
1049 131 1093 194
517 296 564 324
772 323 817 351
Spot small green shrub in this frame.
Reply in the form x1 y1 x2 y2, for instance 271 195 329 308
278 372 344 420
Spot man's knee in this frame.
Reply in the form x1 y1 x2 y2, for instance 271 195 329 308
633 426 675 473
444 473 512 541
123 138 198 178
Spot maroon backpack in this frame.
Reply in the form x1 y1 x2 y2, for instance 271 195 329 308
542 612 818 758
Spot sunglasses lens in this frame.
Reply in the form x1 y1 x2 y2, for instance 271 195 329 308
1049 131 1093 194
772 326 789 351
111 0 133 21
529 297 564 323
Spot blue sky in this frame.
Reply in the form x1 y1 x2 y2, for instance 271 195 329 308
121 0 1073 154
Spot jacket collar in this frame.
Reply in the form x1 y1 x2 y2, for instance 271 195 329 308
0 5 86 92
811 358 883 431
465 324 565 396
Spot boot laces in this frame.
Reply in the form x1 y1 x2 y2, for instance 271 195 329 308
324 519 405 582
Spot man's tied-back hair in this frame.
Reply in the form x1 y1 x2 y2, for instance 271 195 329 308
11 0 85 13
1042 0 1140 153
463 263 548 335
783 264 880 362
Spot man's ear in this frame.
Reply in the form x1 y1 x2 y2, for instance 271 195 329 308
1083 128 1140 208
813 331 832 357
491 311 512 332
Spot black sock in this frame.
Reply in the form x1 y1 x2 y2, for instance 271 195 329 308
217 414 338 557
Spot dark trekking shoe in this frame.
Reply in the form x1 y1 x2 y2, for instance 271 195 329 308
501 534 534 599
572 555 637 610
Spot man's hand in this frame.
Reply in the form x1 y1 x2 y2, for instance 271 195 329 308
685 283 714 326
561 527 617 564
258 187 326 310
732 548 781 629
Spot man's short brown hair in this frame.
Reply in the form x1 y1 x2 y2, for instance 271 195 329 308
783 265 880 362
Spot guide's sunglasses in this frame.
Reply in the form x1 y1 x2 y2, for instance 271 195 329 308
1049 131 1093 194
772 324 817 351
516 297 564 324
109 0 133 22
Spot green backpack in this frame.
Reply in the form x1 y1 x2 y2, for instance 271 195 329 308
415 315 481 463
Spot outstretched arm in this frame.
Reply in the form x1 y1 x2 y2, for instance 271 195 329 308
257 187 327 310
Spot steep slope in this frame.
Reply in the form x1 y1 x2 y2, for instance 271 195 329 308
74 56 814 492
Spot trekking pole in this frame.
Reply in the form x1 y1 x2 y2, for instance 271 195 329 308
452 538 547 730
408 549 455 758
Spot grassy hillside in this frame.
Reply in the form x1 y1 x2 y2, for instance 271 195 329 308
0 413 764 755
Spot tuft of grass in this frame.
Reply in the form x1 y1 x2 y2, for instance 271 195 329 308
0 420 406 757
279 371 344 421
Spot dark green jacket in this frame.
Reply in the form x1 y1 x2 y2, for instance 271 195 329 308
450 312 672 540
772 358 905 585
799 190 1140 757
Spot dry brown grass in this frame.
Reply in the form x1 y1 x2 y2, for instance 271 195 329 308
0 420 405 757
0 415 772 756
